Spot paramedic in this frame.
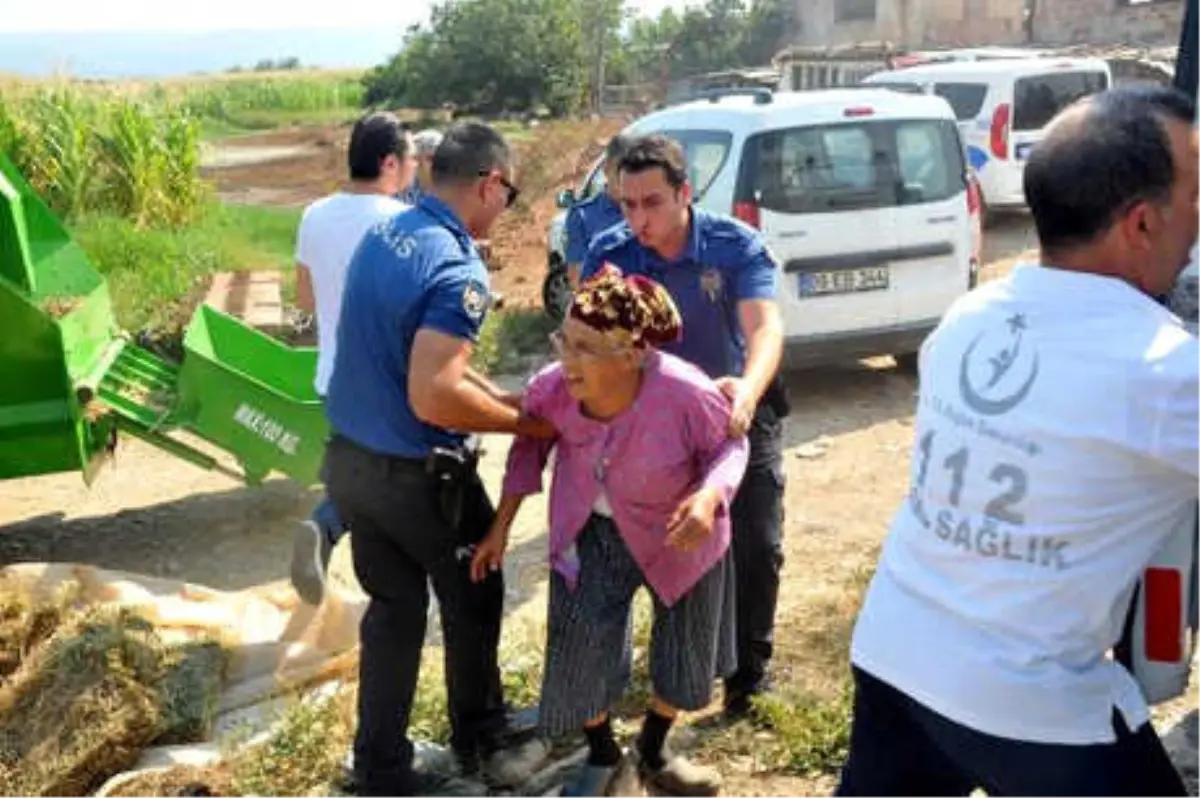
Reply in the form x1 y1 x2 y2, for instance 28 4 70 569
839 85 1198 797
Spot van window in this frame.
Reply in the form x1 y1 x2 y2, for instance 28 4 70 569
586 130 732 201
1013 71 1108 131
739 119 965 214
869 81 927 96
932 82 988 120
653 129 733 200
580 161 604 199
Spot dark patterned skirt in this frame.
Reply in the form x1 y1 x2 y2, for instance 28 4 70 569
538 514 737 736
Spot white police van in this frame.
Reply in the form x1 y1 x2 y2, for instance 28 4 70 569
862 58 1112 219
546 87 977 369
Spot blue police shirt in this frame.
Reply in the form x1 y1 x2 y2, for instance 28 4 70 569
581 208 778 379
565 193 625 265
325 195 491 459
396 180 426 206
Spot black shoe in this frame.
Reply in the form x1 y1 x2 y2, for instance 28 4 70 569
340 768 485 797
723 674 773 721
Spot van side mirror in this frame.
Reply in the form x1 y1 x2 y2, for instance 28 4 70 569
555 189 576 209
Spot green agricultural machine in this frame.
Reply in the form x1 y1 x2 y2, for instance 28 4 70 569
0 151 328 487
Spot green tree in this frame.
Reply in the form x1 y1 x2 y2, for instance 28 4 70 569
361 0 791 115
742 0 793 66
579 0 626 109
363 0 591 115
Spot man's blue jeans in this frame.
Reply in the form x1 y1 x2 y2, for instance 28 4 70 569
314 395 350 545
312 494 350 544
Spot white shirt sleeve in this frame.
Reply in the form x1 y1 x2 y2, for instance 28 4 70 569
295 205 314 266
1135 333 1200 482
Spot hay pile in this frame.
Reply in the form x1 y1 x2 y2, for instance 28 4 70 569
104 764 235 797
0 577 225 796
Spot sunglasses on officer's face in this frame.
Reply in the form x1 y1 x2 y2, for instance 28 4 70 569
479 170 520 208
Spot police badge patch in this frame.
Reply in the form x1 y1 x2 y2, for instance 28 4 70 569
462 281 489 321
700 268 723 303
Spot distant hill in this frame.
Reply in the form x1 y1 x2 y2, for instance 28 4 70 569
0 27 405 79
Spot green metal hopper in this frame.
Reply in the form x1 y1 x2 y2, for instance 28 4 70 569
170 306 324 486
0 150 328 487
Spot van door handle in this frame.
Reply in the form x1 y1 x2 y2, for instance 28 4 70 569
926 215 956 224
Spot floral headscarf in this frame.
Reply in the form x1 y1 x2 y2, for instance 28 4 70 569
568 264 683 349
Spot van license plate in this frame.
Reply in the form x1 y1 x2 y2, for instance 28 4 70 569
799 267 889 297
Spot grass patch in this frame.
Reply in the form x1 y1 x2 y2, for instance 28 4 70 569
71 202 301 342
752 685 853 775
214 203 302 264
198 107 360 140
228 688 352 797
473 308 556 375
687 559 877 781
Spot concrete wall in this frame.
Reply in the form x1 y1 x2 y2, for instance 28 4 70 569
790 0 1026 49
1032 0 1185 46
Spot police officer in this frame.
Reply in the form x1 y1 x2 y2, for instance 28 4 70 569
581 134 786 718
565 133 633 288
324 122 554 796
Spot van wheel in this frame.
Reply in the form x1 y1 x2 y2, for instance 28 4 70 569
979 197 996 230
542 261 571 323
894 352 920 374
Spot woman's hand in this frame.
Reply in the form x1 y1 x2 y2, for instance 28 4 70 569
471 523 510 582
665 487 722 553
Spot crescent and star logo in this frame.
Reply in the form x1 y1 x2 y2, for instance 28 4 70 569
958 314 1039 417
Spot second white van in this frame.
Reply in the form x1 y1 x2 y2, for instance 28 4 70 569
862 58 1112 217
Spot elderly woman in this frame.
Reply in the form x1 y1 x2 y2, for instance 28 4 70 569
470 266 748 797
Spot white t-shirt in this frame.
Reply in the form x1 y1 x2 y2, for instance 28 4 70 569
295 192 407 395
852 263 1199 745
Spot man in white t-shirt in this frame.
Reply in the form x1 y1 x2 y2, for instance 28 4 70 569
839 85 1198 796
290 111 417 605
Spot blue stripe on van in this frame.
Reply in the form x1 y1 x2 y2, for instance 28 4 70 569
966 144 990 172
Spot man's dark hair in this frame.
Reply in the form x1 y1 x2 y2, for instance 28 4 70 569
347 112 410 180
618 134 689 190
1024 85 1196 254
430 122 512 187
605 133 635 164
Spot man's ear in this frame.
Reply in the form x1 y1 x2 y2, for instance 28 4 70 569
679 181 694 205
1121 200 1163 252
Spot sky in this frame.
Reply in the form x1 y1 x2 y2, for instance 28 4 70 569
0 0 699 33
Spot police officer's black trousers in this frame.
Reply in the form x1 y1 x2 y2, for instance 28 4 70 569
726 404 786 697
324 436 506 796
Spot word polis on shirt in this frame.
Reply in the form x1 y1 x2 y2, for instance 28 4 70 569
906 317 1070 572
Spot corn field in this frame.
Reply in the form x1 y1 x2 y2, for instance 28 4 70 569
170 74 365 120
0 88 205 227
0 72 363 228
